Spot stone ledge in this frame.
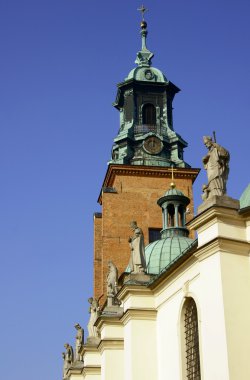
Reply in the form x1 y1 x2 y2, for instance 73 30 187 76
101 306 124 317
122 272 151 285
198 195 239 214
85 337 101 347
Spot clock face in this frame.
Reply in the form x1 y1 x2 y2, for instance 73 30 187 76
143 136 163 155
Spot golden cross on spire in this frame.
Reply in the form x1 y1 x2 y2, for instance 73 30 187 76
137 4 148 21
170 165 176 189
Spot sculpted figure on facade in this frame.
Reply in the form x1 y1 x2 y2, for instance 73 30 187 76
107 261 118 297
87 297 100 337
128 221 146 273
106 260 120 306
62 343 74 378
202 136 230 200
74 323 84 361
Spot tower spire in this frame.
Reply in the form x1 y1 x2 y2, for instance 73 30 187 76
135 5 154 67
137 4 148 21
170 165 176 189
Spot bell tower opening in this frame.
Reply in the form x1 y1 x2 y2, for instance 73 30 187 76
142 103 156 126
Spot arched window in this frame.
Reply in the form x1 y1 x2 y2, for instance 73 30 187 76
167 204 175 227
182 298 201 380
142 103 156 125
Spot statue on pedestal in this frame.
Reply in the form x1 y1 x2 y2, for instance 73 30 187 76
128 221 146 273
74 323 84 362
62 343 74 378
202 136 230 200
107 261 119 306
87 297 100 338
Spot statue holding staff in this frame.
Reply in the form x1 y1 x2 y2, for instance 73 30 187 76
128 221 146 273
202 135 230 200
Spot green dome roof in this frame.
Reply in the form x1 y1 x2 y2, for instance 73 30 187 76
126 66 167 83
164 187 185 196
240 184 250 209
145 236 194 274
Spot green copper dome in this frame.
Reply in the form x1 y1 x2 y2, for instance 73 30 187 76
164 187 185 196
125 18 167 83
240 184 250 209
145 183 194 275
146 236 194 274
109 17 190 169
126 66 167 83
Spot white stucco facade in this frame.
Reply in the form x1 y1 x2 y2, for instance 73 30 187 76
66 202 250 380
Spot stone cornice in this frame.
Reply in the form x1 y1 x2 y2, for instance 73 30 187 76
98 164 200 204
117 284 153 302
188 204 242 231
95 316 123 331
98 338 124 354
82 365 101 375
120 308 157 325
187 205 243 229
79 344 99 356
67 362 84 375
194 237 250 261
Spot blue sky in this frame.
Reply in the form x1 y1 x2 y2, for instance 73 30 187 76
0 1 249 379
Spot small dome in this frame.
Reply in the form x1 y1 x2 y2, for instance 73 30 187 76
126 66 167 83
240 184 250 209
145 236 194 274
164 187 185 196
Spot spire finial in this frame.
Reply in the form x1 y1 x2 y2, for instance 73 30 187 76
170 165 176 189
135 4 154 67
137 4 148 21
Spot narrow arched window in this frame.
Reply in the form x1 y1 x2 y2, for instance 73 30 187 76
167 204 175 227
142 103 156 125
182 298 201 380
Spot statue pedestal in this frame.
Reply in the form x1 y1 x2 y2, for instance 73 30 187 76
198 195 239 214
86 337 101 346
123 272 151 284
102 305 123 317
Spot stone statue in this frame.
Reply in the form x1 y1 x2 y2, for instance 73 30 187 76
202 136 230 200
107 261 118 297
62 343 74 378
128 221 146 273
62 352 67 379
87 297 100 338
106 261 120 306
74 323 84 362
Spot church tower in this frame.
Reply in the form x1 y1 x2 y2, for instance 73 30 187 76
94 14 199 301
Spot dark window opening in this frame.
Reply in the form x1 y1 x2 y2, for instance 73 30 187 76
167 203 175 227
148 228 161 243
142 103 156 125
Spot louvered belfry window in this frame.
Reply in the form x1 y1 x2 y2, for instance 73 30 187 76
142 103 156 125
184 298 201 380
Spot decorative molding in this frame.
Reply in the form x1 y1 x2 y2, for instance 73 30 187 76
95 316 123 331
98 165 200 204
80 344 99 356
194 237 250 262
117 284 153 302
82 365 101 375
120 308 157 325
188 205 243 232
98 338 124 354
68 362 84 375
